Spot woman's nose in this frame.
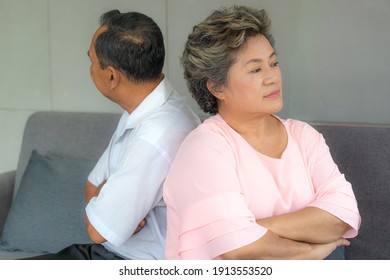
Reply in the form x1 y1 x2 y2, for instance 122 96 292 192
263 67 280 85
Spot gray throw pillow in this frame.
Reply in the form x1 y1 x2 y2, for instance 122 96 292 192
0 150 94 253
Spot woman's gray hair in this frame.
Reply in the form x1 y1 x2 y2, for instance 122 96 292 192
181 6 274 115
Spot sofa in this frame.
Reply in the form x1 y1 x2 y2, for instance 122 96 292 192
0 111 389 259
0 111 121 259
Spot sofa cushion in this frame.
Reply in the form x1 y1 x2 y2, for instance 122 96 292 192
0 150 94 253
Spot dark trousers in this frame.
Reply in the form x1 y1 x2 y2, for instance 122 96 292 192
23 244 124 260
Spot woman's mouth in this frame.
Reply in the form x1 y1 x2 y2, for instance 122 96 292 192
264 90 281 99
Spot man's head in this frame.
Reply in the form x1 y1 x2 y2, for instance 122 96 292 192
92 10 165 83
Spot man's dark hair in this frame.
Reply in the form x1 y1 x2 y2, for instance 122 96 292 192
95 10 165 83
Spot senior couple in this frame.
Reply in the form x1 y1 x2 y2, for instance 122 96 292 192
29 6 360 260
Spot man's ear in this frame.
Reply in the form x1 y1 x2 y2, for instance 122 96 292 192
107 66 121 89
206 80 225 100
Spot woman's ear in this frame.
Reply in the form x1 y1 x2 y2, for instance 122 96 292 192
206 80 225 100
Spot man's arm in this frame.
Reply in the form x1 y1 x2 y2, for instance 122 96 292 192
85 180 147 244
85 180 107 244
85 180 105 204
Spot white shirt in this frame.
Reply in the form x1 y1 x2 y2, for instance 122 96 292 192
86 77 200 259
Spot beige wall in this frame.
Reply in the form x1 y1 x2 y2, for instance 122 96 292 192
1 0 390 173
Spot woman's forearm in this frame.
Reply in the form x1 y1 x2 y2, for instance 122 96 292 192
220 230 349 260
257 207 352 243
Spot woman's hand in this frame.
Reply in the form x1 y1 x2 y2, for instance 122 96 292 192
308 238 350 260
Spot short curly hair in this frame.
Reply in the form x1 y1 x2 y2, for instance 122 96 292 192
181 6 275 115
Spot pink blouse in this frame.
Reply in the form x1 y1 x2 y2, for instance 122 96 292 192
163 114 361 259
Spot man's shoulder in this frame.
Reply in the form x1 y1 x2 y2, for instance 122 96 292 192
132 95 200 145
154 88 200 126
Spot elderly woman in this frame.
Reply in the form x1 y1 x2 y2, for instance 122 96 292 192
163 6 361 260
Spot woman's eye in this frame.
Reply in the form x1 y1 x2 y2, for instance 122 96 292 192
251 68 261 73
272 61 280 67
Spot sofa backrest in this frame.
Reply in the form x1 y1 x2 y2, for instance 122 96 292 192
314 124 390 260
14 111 121 196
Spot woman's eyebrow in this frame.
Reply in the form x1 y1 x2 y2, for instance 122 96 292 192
245 51 277 65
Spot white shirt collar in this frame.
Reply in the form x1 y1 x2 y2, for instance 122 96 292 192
117 77 173 137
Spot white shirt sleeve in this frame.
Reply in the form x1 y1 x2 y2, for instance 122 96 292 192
87 146 110 187
85 138 170 247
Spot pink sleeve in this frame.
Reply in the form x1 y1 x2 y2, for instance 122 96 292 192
300 123 361 237
179 192 267 259
164 130 267 259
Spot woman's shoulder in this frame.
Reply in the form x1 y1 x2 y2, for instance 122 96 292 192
189 114 231 136
181 114 237 149
278 117 325 156
171 114 239 167
279 117 320 139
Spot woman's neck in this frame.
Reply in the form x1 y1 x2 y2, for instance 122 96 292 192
219 112 287 158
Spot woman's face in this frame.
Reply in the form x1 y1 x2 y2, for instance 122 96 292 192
214 35 283 119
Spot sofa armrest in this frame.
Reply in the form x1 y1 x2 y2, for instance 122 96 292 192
0 170 16 235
